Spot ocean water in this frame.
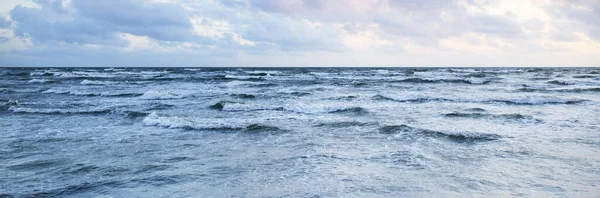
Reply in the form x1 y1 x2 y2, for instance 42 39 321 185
1 67 599 197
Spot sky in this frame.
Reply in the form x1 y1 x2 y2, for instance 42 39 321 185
0 0 598 67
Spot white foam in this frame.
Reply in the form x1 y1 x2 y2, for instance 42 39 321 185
29 71 53 76
224 81 263 87
221 103 275 112
224 75 263 80
8 106 109 114
140 90 187 100
246 70 283 75
142 112 248 129
489 96 584 105
43 88 141 97
80 80 117 85
27 79 53 84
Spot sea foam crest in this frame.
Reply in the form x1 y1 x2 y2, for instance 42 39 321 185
8 106 110 114
42 88 142 97
489 96 585 105
81 80 117 85
143 112 248 130
28 79 54 84
140 90 187 100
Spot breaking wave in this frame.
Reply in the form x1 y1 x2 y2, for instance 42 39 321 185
28 79 56 84
140 90 187 100
43 88 143 97
142 112 280 132
80 80 118 85
378 124 502 143
8 106 111 115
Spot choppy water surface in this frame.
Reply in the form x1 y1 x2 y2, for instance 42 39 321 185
1 67 599 197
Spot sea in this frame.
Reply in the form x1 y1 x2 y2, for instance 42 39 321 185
1 67 599 197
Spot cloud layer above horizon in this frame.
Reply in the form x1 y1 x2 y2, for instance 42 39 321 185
0 0 598 67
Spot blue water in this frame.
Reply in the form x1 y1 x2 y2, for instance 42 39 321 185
1 67 599 197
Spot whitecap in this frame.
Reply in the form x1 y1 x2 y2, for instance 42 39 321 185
140 90 187 100
142 112 248 130
27 79 53 84
8 106 110 114
80 80 117 85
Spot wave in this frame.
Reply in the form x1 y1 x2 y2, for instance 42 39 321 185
488 97 586 105
231 94 256 99
246 124 280 132
223 80 269 87
50 71 117 79
209 101 236 111
29 71 55 76
444 112 539 122
0 100 19 111
572 75 597 79
547 80 575 85
245 70 282 76
315 121 371 128
28 79 55 84
467 108 486 112
80 80 117 85
327 95 359 100
327 107 368 115
8 106 111 115
145 103 176 111
209 101 283 112
374 94 450 103
142 112 280 132
375 94 585 105
517 87 600 93
392 78 491 85
378 124 501 143
140 90 187 100
42 89 143 97
422 130 502 143
4 180 122 198
125 111 151 118
224 75 266 81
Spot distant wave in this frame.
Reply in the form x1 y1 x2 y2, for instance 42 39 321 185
140 90 187 100
142 112 280 132
314 121 371 128
80 80 117 85
572 75 597 79
327 107 368 115
391 78 491 85
378 124 502 143
28 79 56 84
209 101 283 112
374 94 450 103
517 87 600 93
547 80 576 86
443 112 541 123
43 88 143 97
8 106 111 115
374 94 586 105
224 75 266 81
231 94 257 99
488 97 586 105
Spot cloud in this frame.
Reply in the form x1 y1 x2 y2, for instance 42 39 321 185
542 0 600 40
0 16 11 28
0 0 599 67
9 0 206 46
